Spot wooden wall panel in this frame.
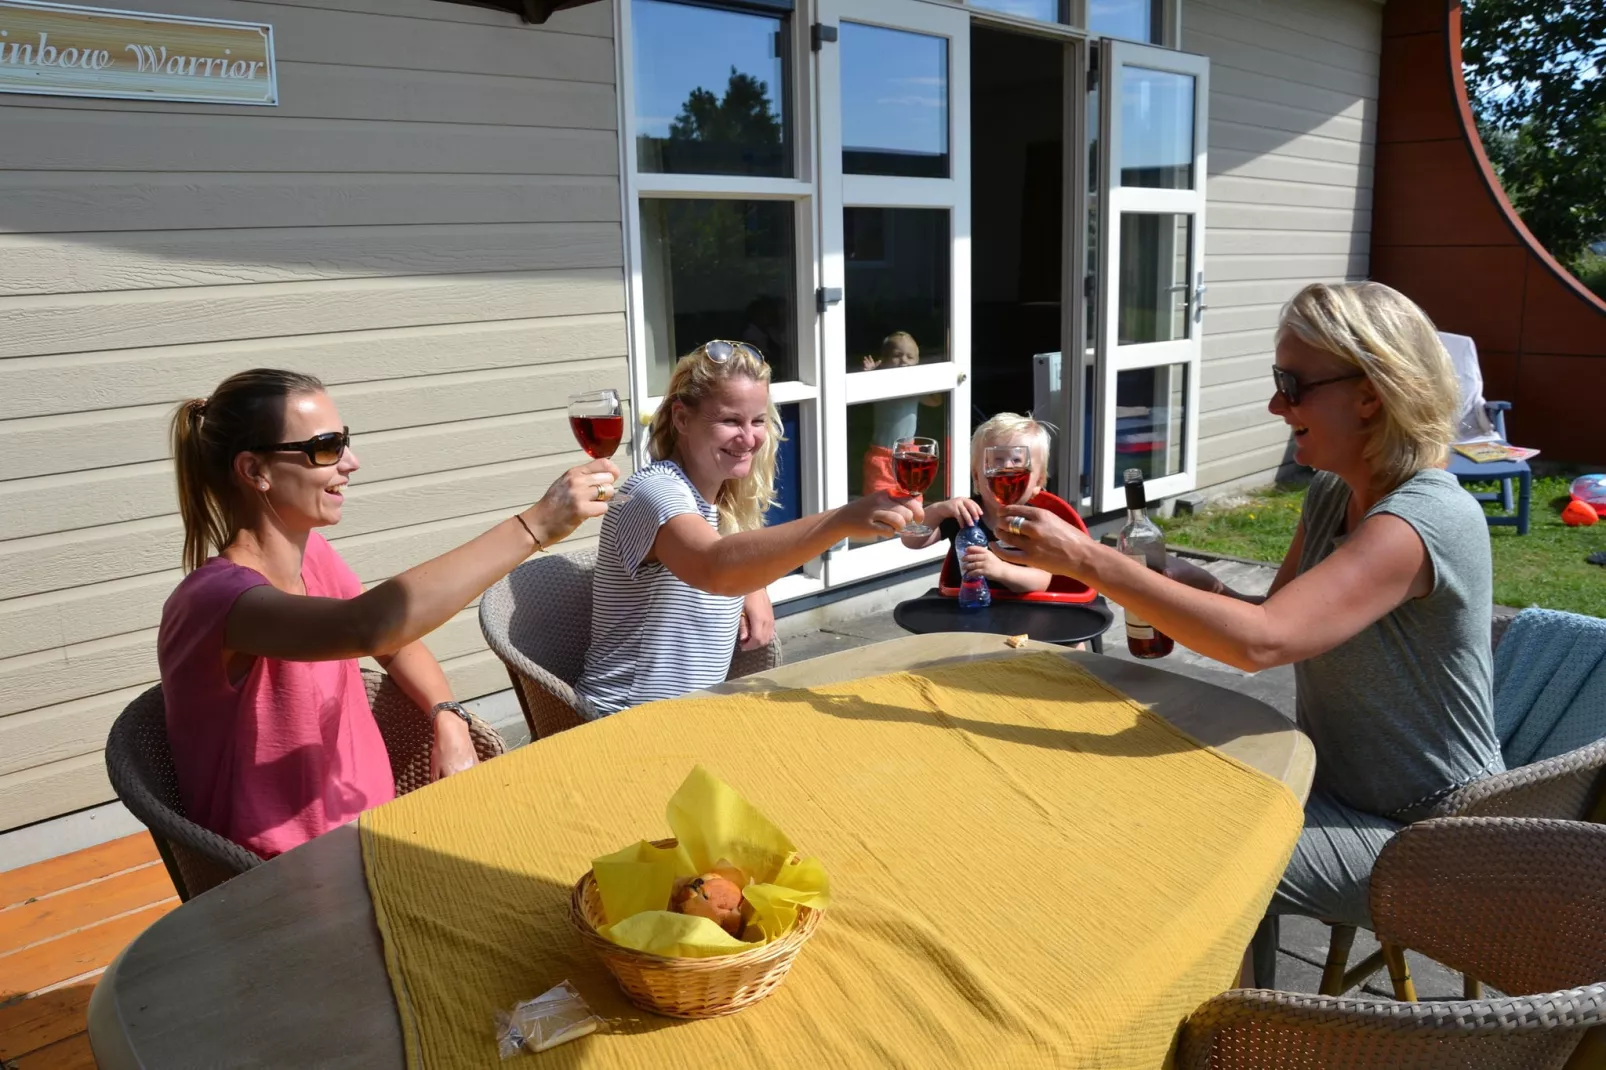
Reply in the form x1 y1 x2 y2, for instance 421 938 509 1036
1184 0 1382 496
0 0 628 829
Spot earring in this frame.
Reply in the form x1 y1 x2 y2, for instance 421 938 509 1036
258 481 269 491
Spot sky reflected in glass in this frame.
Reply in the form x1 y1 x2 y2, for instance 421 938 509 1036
633 0 789 176
1090 0 1157 43
841 21 949 177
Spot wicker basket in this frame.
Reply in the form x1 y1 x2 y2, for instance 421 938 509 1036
568 838 822 1019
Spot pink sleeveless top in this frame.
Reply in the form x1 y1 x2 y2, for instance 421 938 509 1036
157 533 395 858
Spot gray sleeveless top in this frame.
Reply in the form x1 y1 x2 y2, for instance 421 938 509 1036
1294 469 1502 819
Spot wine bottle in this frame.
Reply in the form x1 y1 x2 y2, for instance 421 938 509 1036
1117 468 1174 658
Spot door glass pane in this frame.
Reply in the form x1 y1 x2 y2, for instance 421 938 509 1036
970 0 1061 22
1118 213 1192 345
633 0 791 178
841 22 949 178
1116 364 1186 480
846 391 952 547
639 199 797 395
1118 66 1194 188
1091 0 1162 43
845 208 951 372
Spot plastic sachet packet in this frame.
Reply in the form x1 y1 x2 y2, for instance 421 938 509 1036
495 981 604 1058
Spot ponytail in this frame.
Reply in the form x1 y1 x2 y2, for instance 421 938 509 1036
170 369 325 572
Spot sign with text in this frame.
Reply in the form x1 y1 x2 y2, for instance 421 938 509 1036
0 1 275 105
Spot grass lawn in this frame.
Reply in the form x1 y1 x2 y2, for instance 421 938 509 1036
1157 475 1606 618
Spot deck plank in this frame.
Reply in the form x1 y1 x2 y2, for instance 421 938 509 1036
0 862 175 952
0 900 177 1002
0 982 95 1061
9 1029 97 1070
0 835 160 909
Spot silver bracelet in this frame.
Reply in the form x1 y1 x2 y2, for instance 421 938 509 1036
431 701 472 727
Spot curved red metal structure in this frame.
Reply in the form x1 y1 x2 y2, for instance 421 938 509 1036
1371 0 1606 463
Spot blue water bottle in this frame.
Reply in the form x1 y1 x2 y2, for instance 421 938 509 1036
955 523 992 610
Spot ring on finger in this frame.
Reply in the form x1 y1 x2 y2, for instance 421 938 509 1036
594 484 610 502
1007 516 1026 535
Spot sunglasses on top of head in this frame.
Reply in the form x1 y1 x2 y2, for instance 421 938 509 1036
700 339 766 365
1270 366 1365 407
248 427 352 467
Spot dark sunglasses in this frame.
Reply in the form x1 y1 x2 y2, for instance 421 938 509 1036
248 427 352 466
700 339 766 365
1271 366 1365 407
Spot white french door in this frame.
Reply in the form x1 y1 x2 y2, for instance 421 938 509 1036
815 0 971 585
1093 40 1209 513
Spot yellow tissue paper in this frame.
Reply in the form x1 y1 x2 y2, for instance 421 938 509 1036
592 766 831 958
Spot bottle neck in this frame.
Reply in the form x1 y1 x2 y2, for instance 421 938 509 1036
1126 506 1145 526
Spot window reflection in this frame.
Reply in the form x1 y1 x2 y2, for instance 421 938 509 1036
1116 364 1186 480
639 199 797 395
633 0 791 177
845 208 951 372
841 22 949 178
1090 0 1163 43
1119 66 1194 188
1118 213 1192 345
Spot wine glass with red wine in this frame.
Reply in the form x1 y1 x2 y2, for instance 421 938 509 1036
983 445 1032 507
569 389 625 458
568 389 628 503
984 444 1032 546
891 436 939 536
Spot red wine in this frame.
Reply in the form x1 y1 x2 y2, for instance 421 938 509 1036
570 414 623 459
986 466 1031 506
893 451 939 496
1126 628 1176 659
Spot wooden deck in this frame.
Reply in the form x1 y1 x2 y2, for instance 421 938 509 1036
1 835 178 1069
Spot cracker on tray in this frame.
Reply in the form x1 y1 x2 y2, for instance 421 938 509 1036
1005 634 1029 649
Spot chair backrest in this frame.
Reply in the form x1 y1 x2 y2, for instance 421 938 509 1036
479 549 597 687
103 685 263 901
1440 330 1496 444
1371 817 1606 997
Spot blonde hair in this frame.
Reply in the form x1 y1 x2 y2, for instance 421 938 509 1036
1276 282 1457 486
648 343 781 534
880 331 919 363
970 412 1054 476
170 368 326 572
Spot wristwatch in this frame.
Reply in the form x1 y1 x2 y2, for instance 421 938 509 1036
431 701 473 728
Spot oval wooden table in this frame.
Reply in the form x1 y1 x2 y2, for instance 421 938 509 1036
88 633 1312 1069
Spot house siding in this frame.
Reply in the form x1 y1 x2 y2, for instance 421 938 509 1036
1182 0 1381 490
0 0 629 830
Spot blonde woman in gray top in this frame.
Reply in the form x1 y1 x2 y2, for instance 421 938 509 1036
998 282 1501 955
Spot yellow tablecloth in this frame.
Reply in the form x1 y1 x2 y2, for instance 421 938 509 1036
360 653 1302 1069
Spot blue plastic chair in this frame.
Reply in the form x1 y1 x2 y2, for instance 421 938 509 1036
1446 400 1531 536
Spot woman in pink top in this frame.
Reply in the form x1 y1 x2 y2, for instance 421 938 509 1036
158 369 618 858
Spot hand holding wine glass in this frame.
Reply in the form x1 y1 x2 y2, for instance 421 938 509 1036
892 436 939 536
568 389 628 504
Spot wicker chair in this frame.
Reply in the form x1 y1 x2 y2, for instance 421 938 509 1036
1182 818 1606 1069
104 670 505 902
1316 610 1606 999
478 549 782 741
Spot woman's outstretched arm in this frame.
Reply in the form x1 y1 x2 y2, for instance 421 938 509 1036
224 459 618 661
997 505 1429 671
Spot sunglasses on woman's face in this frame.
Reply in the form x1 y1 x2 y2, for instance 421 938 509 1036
1271 366 1365 407
701 339 766 365
248 427 352 466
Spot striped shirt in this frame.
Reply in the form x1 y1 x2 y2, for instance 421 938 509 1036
575 460 741 717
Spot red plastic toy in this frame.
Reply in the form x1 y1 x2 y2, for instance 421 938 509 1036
938 490 1099 604
1562 499 1599 527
